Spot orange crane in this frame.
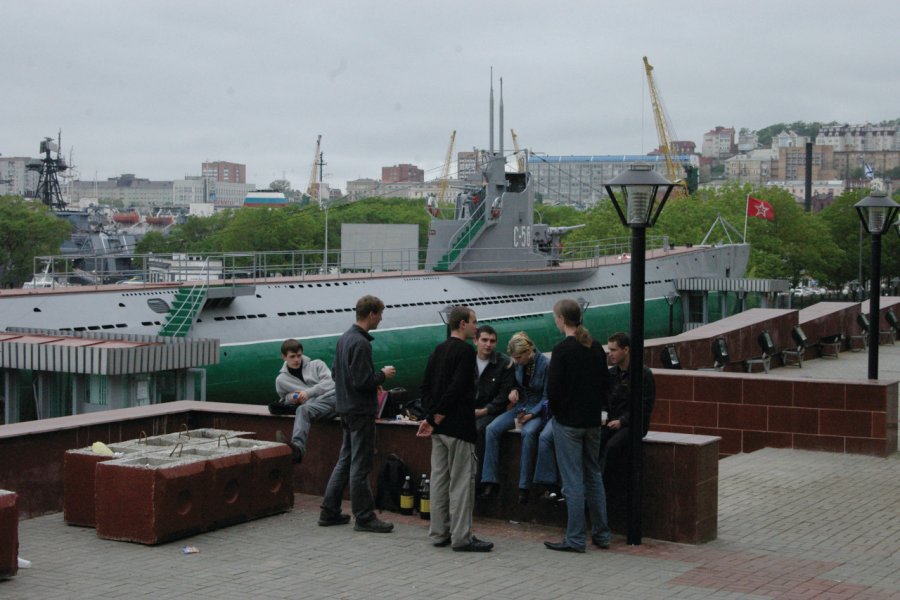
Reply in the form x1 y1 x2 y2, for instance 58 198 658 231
643 56 688 195
437 130 456 205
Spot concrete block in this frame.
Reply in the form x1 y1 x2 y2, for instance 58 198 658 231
227 438 294 518
64 444 150 527
177 445 254 530
95 454 208 545
0 490 17 578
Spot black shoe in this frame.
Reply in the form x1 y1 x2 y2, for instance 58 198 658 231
317 513 351 527
518 488 530 505
477 483 495 500
452 536 493 552
275 430 303 464
354 517 394 533
432 537 452 547
544 540 585 553
592 537 610 549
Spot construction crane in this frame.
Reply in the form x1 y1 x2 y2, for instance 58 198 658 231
307 134 322 204
437 130 456 205
643 56 688 196
510 128 525 173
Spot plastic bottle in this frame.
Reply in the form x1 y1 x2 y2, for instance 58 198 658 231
419 478 431 520
399 475 414 515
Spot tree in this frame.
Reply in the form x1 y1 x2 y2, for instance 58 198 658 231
0 195 71 287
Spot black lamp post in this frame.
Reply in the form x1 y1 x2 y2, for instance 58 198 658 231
605 164 676 545
854 190 899 380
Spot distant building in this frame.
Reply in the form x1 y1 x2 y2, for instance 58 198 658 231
0 156 39 197
457 151 482 182
816 123 900 152
174 176 255 207
202 161 246 183
382 163 424 183
737 131 759 153
774 145 837 181
832 150 900 179
347 178 380 201
724 149 777 183
772 130 808 149
528 154 697 207
649 141 695 156
767 180 845 207
701 126 736 160
70 174 174 207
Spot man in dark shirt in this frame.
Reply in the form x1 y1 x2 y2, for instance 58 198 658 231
320 295 396 533
472 325 515 485
601 331 656 471
417 306 493 552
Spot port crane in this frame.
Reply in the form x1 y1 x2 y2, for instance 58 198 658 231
307 134 322 204
510 128 525 173
437 130 456 205
643 56 688 196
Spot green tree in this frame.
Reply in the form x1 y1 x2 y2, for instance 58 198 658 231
0 195 71 287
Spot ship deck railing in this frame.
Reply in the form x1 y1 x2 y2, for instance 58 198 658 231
17 236 682 292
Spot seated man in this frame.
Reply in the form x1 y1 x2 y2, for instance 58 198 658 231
600 331 655 472
473 325 515 484
274 338 337 463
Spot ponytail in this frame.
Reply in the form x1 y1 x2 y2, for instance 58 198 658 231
554 298 593 348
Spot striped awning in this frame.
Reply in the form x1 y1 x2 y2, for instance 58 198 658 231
0 328 219 375
674 278 791 293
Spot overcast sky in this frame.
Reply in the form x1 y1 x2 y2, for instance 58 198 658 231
3 0 898 192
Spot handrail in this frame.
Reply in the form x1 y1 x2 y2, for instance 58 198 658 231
28 235 675 285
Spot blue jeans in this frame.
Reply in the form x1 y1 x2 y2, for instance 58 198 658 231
533 419 558 486
553 422 610 549
320 414 376 522
481 408 544 489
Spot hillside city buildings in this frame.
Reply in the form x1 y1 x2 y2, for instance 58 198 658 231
2 121 897 212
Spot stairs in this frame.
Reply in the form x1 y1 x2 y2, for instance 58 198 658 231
159 283 208 337
433 217 487 271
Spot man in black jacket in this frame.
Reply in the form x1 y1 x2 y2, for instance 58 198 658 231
601 331 655 472
473 325 515 484
320 295 396 533
417 306 493 552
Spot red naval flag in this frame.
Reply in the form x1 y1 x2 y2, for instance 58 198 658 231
747 196 774 221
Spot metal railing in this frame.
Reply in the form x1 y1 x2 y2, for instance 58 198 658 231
28 235 671 287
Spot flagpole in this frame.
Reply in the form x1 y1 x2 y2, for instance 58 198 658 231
743 193 749 242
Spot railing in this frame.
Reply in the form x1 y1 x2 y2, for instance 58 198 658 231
27 235 673 287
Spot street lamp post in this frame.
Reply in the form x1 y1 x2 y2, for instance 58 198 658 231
605 164 676 545
664 292 678 336
853 190 899 380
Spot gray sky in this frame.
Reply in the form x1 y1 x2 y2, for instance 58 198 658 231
3 0 898 192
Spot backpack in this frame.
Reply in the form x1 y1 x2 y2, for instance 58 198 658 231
375 453 411 512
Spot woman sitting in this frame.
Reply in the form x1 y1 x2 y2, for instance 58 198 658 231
479 331 549 504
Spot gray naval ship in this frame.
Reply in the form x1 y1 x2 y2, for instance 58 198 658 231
0 88 749 404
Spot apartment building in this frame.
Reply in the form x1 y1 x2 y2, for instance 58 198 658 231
701 127 736 160
0 156 39 197
816 124 900 152
382 163 424 183
201 161 246 183
528 154 695 207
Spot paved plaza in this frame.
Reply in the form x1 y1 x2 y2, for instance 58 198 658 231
3 345 899 599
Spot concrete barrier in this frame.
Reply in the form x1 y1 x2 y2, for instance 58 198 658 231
0 490 17 578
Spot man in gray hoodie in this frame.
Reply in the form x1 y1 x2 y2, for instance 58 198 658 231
274 338 336 463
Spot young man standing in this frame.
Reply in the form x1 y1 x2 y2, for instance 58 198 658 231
320 295 396 532
274 339 336 464
417 306 493 552
602 331 656 471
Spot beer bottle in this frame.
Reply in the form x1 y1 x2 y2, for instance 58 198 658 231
419 478 431 520
399 475 414 515
416 473 427 513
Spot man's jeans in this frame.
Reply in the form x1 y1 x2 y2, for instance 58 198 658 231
321 414 376 522
292 394 337 454
553 422 610 549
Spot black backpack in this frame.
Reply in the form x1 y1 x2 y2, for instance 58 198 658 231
375 453 411 512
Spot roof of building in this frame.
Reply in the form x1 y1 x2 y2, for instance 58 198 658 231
0 328 219 375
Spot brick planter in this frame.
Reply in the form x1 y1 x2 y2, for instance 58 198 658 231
179 445 254 530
